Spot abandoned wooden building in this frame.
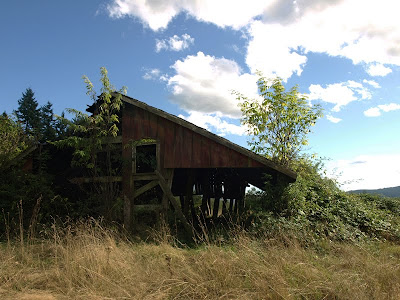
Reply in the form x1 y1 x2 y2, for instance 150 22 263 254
84 94 297 233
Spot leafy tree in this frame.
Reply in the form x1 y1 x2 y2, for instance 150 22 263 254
15 88 41 138
234 74 323 167
54 67 127 219
0 113 28 170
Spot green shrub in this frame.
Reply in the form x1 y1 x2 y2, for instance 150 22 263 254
247 155 400 243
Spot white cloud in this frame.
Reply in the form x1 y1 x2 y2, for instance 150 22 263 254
326 115 342 123
363 107 381 117
142 68 161 80
327 154 400 191
155 34 194 52
178 111 246 136
378 103 400 112
168 51 259 118
107 0 267 31
108 0 400 80
308 80 371 112
246 22 307 81
246 0 400 80
365 63 393 77
364 103 400 117
363 79 380 89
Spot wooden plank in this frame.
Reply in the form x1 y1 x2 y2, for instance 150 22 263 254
210 139 220 167
163 119 176 168
200 135 211 168
132 180 159 198
70 176 122 184
157 117 165 167
133 106 144 140
161 169 174 215
133 204 163 212
148 111 158 138
141 108 150 137
180 127 193 168
155 170 193 236
192 132 202 167
220 144 230 167
173 124 184 168
133 173 158 181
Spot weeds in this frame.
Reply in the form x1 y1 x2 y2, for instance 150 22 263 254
1 219 399 299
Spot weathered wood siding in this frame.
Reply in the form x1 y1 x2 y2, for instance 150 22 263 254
122 105 265 169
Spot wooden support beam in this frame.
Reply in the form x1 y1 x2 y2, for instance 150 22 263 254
161 169 174 219
70 176 122 184
133 173 158 181
212 182 222 220
133 180 159 199
155 170 193 236
133 204 163 212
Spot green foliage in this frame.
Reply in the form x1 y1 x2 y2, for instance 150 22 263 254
14 88 61 142
234 74 323 166
247 156 400 243
39 101 57 141
0 114 28 170
52 67 127 219
54 67 127 170
15 88 41 138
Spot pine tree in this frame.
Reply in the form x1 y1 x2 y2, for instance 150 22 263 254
15 88 41 138
40 101 56 141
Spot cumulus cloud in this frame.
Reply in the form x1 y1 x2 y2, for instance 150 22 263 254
326 115 342 123
155 34 194 52
178 111 246 136
327 154 400 191
107 0 267 31
246 0 400 80
167 51 259 118
308 80 371 112
246 22 307 80
363 107 381 117
108 0 400 80
365 63 393 77
364 103 400 117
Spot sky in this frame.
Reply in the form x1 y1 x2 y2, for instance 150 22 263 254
1 0 400 191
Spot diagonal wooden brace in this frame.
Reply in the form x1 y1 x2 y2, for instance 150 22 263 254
155 170 193 236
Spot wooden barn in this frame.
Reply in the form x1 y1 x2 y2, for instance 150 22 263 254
87 94 297 233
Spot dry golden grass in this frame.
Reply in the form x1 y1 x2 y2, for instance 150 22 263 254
1 220 400 299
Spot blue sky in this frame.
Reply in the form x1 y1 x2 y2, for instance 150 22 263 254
1 0 400 190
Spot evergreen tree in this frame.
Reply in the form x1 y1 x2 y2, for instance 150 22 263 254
40 101 56 141
15 88 41 138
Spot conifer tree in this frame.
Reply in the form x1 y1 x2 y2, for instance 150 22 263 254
15 88 41 138
40 101 56 141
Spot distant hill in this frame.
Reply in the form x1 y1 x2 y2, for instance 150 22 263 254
349 186 400 198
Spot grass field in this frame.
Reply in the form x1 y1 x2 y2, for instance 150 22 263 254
1 220 399 299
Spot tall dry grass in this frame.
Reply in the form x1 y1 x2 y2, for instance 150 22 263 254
1 219 400 299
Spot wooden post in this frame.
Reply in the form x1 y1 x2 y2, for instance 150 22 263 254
123 140 134 231
184 170 194 222
212 181 222 221
156 170 193 236
161 169 174 220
